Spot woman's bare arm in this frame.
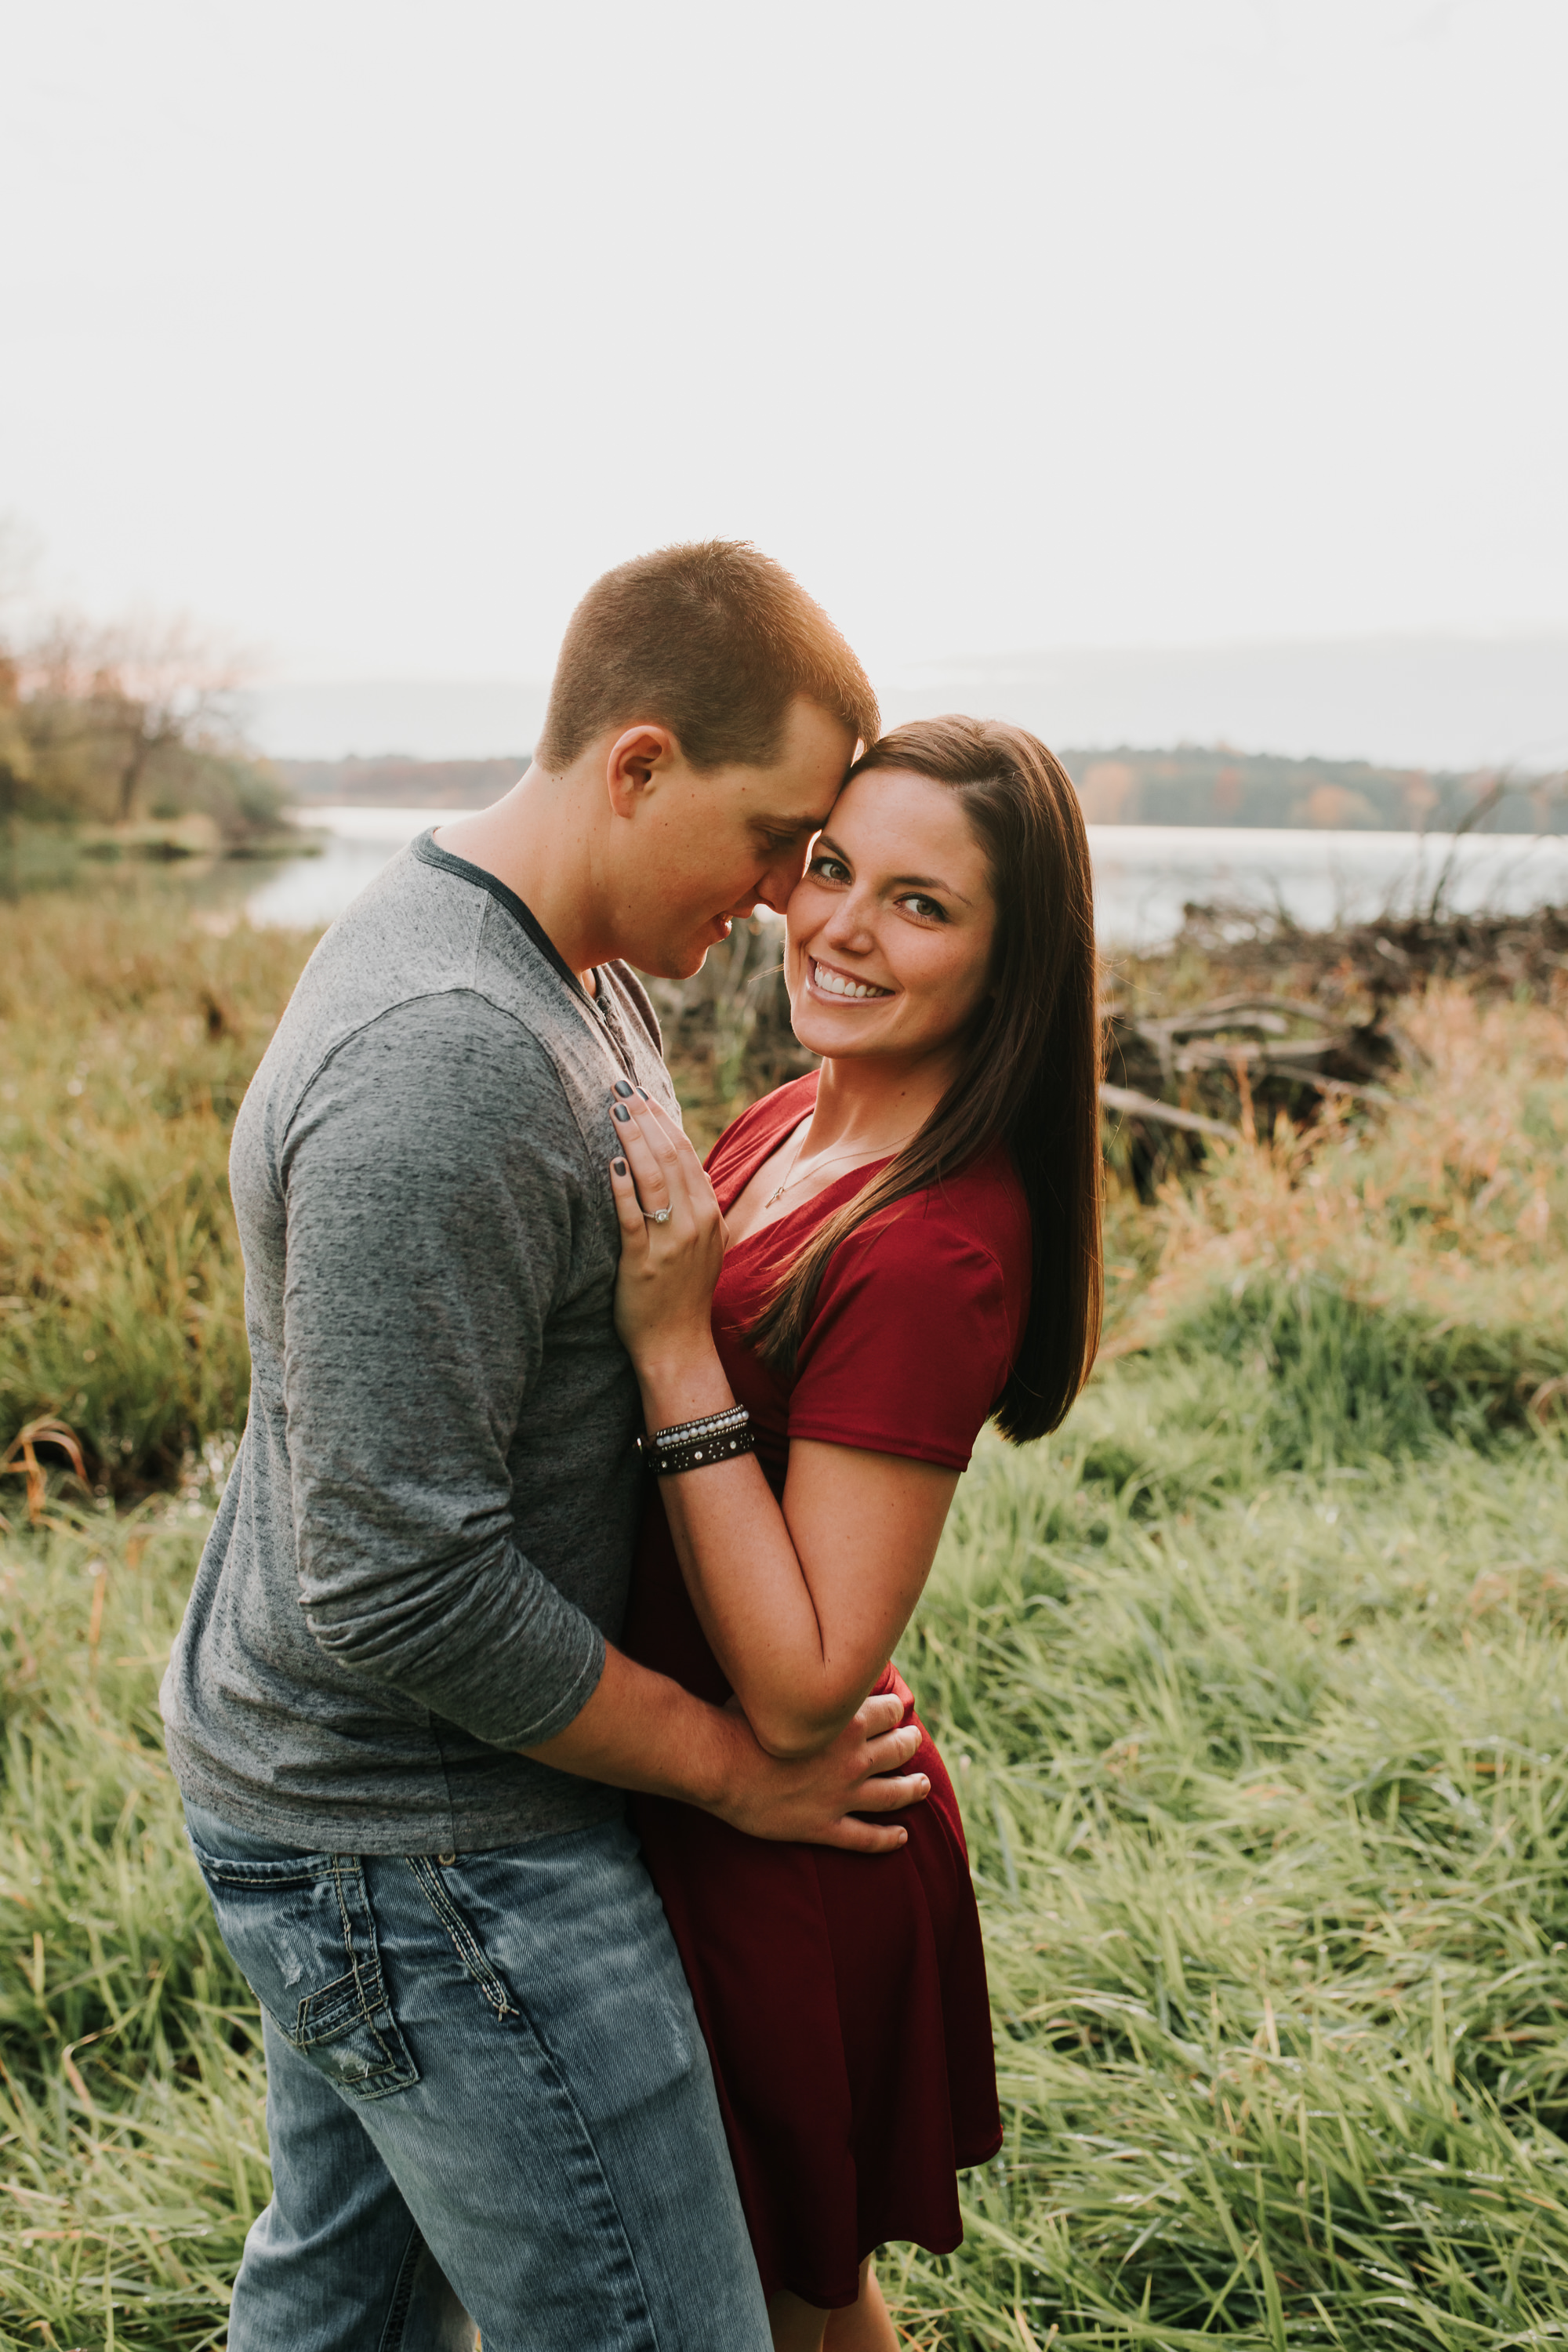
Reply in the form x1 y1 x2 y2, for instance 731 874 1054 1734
608 1098 957 1758
658 1428 954 1757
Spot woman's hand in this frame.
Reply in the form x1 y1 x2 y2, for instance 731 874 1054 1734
608 1091 729 1387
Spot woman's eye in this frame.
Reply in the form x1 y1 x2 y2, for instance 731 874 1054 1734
811 855 851 883
899 893 946 921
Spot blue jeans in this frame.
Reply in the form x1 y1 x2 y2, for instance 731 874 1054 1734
183 1801 771 2352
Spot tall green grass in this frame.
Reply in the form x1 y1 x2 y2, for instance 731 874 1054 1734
1157 1273 1559 1466
4 1384 1566 2347
887 1392 1568 2347
0 1498 265 2350
0 887 314 1490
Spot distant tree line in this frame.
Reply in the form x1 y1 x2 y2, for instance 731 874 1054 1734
1066 746 1567 833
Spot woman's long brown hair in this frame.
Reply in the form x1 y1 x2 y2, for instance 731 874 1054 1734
750 716 1103 1443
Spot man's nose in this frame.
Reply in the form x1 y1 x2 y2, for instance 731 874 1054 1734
754 840 813 915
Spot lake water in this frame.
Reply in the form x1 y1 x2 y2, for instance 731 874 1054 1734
245 805 1568 949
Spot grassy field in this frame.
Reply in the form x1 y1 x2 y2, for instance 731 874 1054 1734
0 885 307 1494
2 880 1566 2347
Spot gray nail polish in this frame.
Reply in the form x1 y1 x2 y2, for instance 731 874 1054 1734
613 1103 630 1123
613 1079 634 1098
613 1158 627 1175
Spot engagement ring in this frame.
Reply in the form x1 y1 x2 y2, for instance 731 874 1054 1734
645 1205 673 1225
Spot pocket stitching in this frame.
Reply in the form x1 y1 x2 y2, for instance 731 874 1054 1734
315 1859 417 2087
407 1857 518 2022
198 1850 419 2097
295 1965 389 2053
198 1856 338 1889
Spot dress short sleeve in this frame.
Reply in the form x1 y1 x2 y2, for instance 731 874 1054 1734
786 1198 1019 1472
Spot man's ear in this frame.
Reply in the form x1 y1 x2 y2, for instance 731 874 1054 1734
604 724 680 820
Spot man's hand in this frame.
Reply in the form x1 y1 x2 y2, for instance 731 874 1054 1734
524 1648 927 1854
707 1689 928 1854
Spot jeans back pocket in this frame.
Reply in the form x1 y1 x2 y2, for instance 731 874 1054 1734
192 1845 419 2101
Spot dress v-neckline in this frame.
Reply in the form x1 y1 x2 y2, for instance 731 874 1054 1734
718 1088 893 1258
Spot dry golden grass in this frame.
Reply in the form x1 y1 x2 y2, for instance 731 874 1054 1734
1109 981 1568 1400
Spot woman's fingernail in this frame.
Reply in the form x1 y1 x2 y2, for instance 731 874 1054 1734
613 1079 634 1098
636 1087 650 1100
613 1103 631 1123
612 1158 627 1175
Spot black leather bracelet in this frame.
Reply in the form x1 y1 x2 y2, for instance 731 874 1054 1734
636 1410 755 1477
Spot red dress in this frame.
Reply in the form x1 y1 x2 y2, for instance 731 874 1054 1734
621 1072 1029 2309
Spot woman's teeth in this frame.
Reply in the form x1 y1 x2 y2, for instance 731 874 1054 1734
811 959 891 1000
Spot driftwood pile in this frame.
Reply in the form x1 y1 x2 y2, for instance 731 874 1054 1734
1101 992 1403 1149
1172 899 1568 1004
1102 898 1566 1178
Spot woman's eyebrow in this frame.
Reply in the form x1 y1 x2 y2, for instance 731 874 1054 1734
891 869 972 905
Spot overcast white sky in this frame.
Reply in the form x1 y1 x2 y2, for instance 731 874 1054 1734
5 0 1566 753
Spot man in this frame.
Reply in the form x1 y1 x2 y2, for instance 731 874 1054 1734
161 542 929 2351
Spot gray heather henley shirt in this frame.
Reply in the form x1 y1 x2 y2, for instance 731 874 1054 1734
160 833 677 1853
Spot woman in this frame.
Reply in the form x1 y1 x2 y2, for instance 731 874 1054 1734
607 718 1102 2351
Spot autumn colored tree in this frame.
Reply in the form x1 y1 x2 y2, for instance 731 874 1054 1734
2 605 283 837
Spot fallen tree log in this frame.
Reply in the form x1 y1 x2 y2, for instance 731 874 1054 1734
1100 990 1406 1189
1098 1082 1237 1139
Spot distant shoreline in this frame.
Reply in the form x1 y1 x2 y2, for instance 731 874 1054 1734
272 748 1568 835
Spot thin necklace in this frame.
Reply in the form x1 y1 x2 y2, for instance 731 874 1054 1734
764 1118 913 1208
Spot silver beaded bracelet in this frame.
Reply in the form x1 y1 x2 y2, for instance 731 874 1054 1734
650 1404 750 1447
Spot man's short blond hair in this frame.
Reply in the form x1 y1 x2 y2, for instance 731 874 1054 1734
537 541 879 775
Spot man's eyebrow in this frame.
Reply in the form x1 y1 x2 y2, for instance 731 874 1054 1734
753 810 831 835
815 831 973 906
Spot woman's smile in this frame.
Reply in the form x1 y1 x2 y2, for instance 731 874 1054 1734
806 956 895 1003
